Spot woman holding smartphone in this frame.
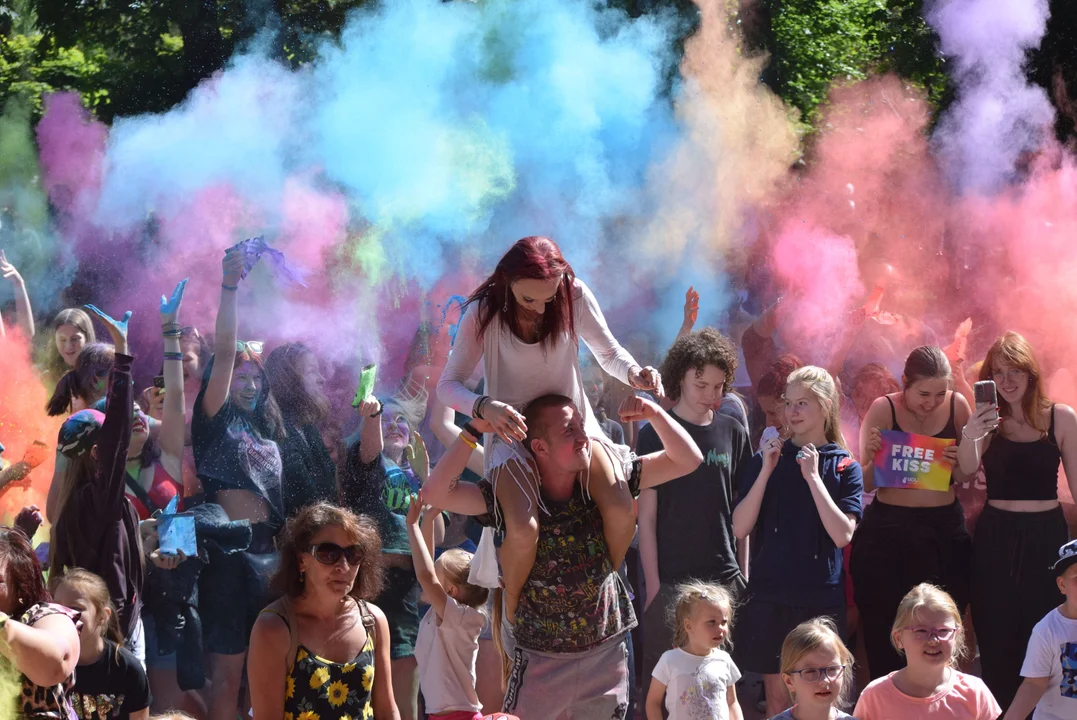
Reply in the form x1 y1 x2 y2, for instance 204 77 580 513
958 332 1077 709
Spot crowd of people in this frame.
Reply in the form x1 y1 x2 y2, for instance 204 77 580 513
1 234 1076 720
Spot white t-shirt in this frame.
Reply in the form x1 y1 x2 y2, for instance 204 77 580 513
652 647 742 720
1020 607 1077 719
414 597 486 714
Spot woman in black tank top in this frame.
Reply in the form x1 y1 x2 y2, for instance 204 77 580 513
852 346 974 680
958 332 1077 709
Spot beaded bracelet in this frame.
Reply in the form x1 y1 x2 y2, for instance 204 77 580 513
164 352 184 362
162 330 183 338
222 283 238 292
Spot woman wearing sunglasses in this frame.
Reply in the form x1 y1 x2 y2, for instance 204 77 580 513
854 584 1000 719
248 502 398 720
193 248 287 720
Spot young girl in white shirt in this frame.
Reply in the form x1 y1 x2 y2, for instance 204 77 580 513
647 581 743 720
407 494 489 720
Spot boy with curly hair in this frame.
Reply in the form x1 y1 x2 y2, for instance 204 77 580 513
638 328 752 701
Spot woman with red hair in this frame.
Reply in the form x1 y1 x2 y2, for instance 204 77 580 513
437 236 661 622
958 332 1077 709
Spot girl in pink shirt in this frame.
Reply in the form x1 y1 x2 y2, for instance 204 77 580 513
854 583 1001 719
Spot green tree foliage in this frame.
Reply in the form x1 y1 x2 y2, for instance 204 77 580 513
751 0 950 128
0 0 371 123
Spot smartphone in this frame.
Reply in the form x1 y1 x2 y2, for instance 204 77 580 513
974 380 998 422
352 364 378 408
153 375 165 389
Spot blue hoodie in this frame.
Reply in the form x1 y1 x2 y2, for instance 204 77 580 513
736 439 863 608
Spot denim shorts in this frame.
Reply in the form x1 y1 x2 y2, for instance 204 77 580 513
141 612 176 669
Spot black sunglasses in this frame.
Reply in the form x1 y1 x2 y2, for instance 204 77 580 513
308 542 362 565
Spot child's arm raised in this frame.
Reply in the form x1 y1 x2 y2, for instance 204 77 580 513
406 494 449 618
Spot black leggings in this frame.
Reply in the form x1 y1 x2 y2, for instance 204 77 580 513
971 504 1068 710
850 498 972 679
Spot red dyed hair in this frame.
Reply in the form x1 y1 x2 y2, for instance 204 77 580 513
467 236 576 348
980 332 1053 434
0 526 50 617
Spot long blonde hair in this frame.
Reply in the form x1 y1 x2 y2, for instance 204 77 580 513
786 365 847 448
670 580 736 649
891 583 967 665
780 617 854 706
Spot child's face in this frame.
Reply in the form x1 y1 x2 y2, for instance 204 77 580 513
684 599 730 651
896 608 958 669
52 583 105 652
1056 564 1077 599
782 644 846 711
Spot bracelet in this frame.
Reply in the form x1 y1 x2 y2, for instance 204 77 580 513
459 432 478 450
164 352 184 362
162 330 182 338
222 283 238 292
369 399 384 418
472 395 488 419
462 422 481 440
961 427 990 442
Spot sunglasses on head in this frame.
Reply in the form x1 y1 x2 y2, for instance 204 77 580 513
309 542 362 565
236 340 264 355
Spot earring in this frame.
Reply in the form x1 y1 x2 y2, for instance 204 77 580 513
503 297 509 313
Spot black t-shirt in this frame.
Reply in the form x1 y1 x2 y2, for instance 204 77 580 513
70 640 151 720
637 409 750 586
192 388 284 523
278 421 337 517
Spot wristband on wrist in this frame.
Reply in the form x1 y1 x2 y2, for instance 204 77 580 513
369 399 384 418
164 352 184 362
222 283 238 292
472 395 488 419
459 432 478 450
162 330 182 338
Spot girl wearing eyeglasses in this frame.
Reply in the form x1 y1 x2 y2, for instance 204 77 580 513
854 583 1000 719
248 502 399 720
957 332 1077 709
773 617 855 720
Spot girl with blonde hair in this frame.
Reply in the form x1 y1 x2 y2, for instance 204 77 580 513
773 617 856 719
855 583 1000 719
732 366 864 717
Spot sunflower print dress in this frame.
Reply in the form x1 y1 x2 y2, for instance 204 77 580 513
283 603 377 720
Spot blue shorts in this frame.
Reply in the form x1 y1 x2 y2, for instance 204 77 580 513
142 613 176 669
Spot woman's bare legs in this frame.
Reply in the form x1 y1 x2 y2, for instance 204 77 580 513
493 464 540 624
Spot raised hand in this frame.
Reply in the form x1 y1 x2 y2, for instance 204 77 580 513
160 278 188 325
222 247 245 287
354 396 382 418
683 286 699 330
84 305 132 354
14 505 43 539
0 250 23 286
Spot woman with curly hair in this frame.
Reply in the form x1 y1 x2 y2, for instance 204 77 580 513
637 328 754 702
247 502 398 720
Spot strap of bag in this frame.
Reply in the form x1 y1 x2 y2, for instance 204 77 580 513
126 471 160 516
